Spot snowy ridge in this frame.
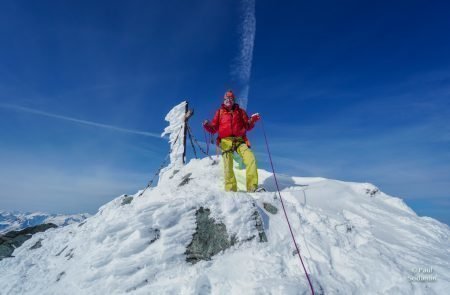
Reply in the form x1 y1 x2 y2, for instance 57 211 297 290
0 211 89 234
0 157 448 294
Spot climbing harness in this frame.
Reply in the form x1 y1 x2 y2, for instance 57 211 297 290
260 119 316 295
220 137 246 155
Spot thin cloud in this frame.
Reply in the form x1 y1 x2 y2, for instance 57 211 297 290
0 103 162 139
232 0 256 109
0 158 149 214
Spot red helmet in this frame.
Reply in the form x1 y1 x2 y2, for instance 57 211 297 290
224 90 235 99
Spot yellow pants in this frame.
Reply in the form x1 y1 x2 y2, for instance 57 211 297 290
220 137 258 192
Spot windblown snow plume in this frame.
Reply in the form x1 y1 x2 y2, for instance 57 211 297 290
233 0 256 110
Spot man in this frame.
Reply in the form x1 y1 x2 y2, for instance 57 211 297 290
203 90 262 192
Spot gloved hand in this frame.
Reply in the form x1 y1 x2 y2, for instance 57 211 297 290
203 119 214 133
250 113 261 123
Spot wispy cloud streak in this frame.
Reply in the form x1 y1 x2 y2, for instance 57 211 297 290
233 0 256 109
0 103 162 139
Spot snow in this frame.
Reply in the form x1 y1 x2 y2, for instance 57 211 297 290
0 156 448 294
0 101 448 294
159 101 187 184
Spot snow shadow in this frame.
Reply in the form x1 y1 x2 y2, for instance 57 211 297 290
262 174 296 191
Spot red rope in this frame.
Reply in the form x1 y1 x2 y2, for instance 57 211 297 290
260 119 315 295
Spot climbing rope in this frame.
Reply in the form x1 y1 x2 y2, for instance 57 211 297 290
203 129 210 155
186 124 213 160
260 119 316 295
139 119 216 198
138 126 184 197
187 127 198 159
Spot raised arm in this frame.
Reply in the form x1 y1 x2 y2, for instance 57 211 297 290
241 109 260 131
203 109 220 134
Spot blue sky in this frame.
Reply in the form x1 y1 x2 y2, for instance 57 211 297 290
0 1 449 225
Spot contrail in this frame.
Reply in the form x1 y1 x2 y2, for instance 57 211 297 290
0 103 162 139
233 0 256 110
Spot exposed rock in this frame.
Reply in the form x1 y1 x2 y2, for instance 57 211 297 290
149 228 160 244
55 245 68 256
185 207 235 263
252 210 268 242
185 206 268 263
29 238 43 250
65 248 74 260
346 224 354 233
0 244 13 260
263 202 278 214
366 188 380 197
169 169 180 179
178 173 192 187
0 223 57 260
126 279 149 292
56 271 65 282
121 195 134 205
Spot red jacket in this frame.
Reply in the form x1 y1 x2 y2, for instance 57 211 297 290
204 103 257 145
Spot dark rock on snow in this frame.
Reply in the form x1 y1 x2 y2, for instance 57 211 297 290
185 207 233 263
178 173 193 187
263 202 278 214
185 206 267 263
29 238 43 250
0 223 57 260
121 195 134 205
252 210 268 242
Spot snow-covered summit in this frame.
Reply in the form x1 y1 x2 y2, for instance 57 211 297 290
1 101 448 294
0 156 448 294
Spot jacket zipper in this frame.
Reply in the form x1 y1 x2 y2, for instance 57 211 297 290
230 109 234 137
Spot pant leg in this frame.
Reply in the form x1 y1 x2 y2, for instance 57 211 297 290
236 143 258 192
220 138 237 192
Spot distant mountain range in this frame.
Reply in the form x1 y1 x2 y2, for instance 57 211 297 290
0 211 89 234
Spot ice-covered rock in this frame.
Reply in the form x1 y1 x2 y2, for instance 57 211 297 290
185 207 237 264
159 101 188 184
